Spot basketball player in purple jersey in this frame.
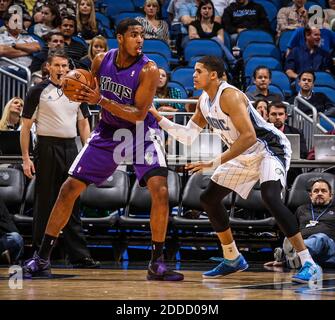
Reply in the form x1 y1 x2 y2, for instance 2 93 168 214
22 18 184 281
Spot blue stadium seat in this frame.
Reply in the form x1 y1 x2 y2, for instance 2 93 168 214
171 67 195 95
314 0 326 7
72 35 88 48
313 86 335 103
146 52 170 71
167 81 188 99
314 72 335 89
278 30 295 55
95 12 110 29
244 57 282 85
106 1 135 20
271 70 292 97
305 1 321 9
107 38 118 49
143 39 178 65
242 42 281 62
183 39 223 62
253 0 278 27
132 0 145 9
236 30 274 51
114 11 145 26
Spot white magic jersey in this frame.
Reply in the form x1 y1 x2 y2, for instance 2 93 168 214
199 81 292 198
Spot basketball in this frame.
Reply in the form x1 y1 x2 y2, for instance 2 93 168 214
62 69 96 100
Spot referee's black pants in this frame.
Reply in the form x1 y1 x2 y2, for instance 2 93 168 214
33 136 90 262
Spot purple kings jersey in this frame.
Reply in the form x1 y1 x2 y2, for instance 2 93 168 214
97 49 155 129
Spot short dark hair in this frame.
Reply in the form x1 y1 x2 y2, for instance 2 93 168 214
253 66 272 80
254 99 269 109
267 101 287 114
44 32 64 43
197 56 225 79
298 70 315 82
47 49 69 64
309 178 332 194
116 18 143 36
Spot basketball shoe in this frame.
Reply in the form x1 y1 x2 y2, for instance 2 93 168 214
22 252 51 279
292 261 323 284
203 254 248 278
147 255 184 281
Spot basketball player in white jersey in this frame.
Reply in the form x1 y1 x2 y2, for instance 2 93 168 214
149 56 322 284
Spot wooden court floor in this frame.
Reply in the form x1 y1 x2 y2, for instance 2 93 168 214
1 262 335 300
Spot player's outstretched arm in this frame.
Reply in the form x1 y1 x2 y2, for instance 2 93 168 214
149 100 207 145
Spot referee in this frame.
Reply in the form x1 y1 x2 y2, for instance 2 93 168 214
20 50 99 268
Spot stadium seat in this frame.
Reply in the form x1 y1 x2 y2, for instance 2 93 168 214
244 56 282 85
107 38 118 49
95 12 111 29
80 170 130 233
242 42 281 62
171 67 195 95
253 0 278 32
143 39 178 65
236 30 274 51
286 172 335 212
106 1 135 20
271 70 292 97
119 170 181 230
314 72 335 89
114 11 145 26
167 81 188 99
146 52 170 71
278 30 295 55
183 39 223 63
305 1 321 9
313 86 335 103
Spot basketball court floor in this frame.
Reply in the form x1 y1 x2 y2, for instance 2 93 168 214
1 262 335 300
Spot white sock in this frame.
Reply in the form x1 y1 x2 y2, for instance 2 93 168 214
297 249 315 266
222 241 240 260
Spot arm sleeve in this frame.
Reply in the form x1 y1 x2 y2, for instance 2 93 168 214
22 81 48 119
158 117 203 145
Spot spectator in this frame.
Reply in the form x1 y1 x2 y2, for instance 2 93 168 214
265 178 335 269
222 0 270 45
76 0 100 42
60 15 88 68
286 26 335 58
79 35 108 70
33 2 61 37
285 26 333 80
154 67 185 112
212 0 235 17
30 31 64 73
0 11 41 79
0 97 23 130
288 70 335 117
267 102 308 159
276 0 308 39
188 0 235 66
136 0 170 44
253 99 268 121
0 196 24 265
324 0 335 31
246 66 283 103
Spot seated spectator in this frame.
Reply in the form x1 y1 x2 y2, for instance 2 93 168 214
0 196 24 265
188 0 235 66
136 0 170 44
0 11 41 79
268 102 308 159
246 66 283 103
288 70 335 117
0 97 23 131
212 0 235 17
79 35 108 70
265 178 335 269
222 0 270 45
253 99 269 121
60 15 88 68
33 2 61 37
276 0 308 39
76 0 101 42
30 31 64 73
154 67 185 113
324 0 335 31
286 25 335 58
285 26 333 81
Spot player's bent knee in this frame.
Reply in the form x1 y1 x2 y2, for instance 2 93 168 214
58 178 85 201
